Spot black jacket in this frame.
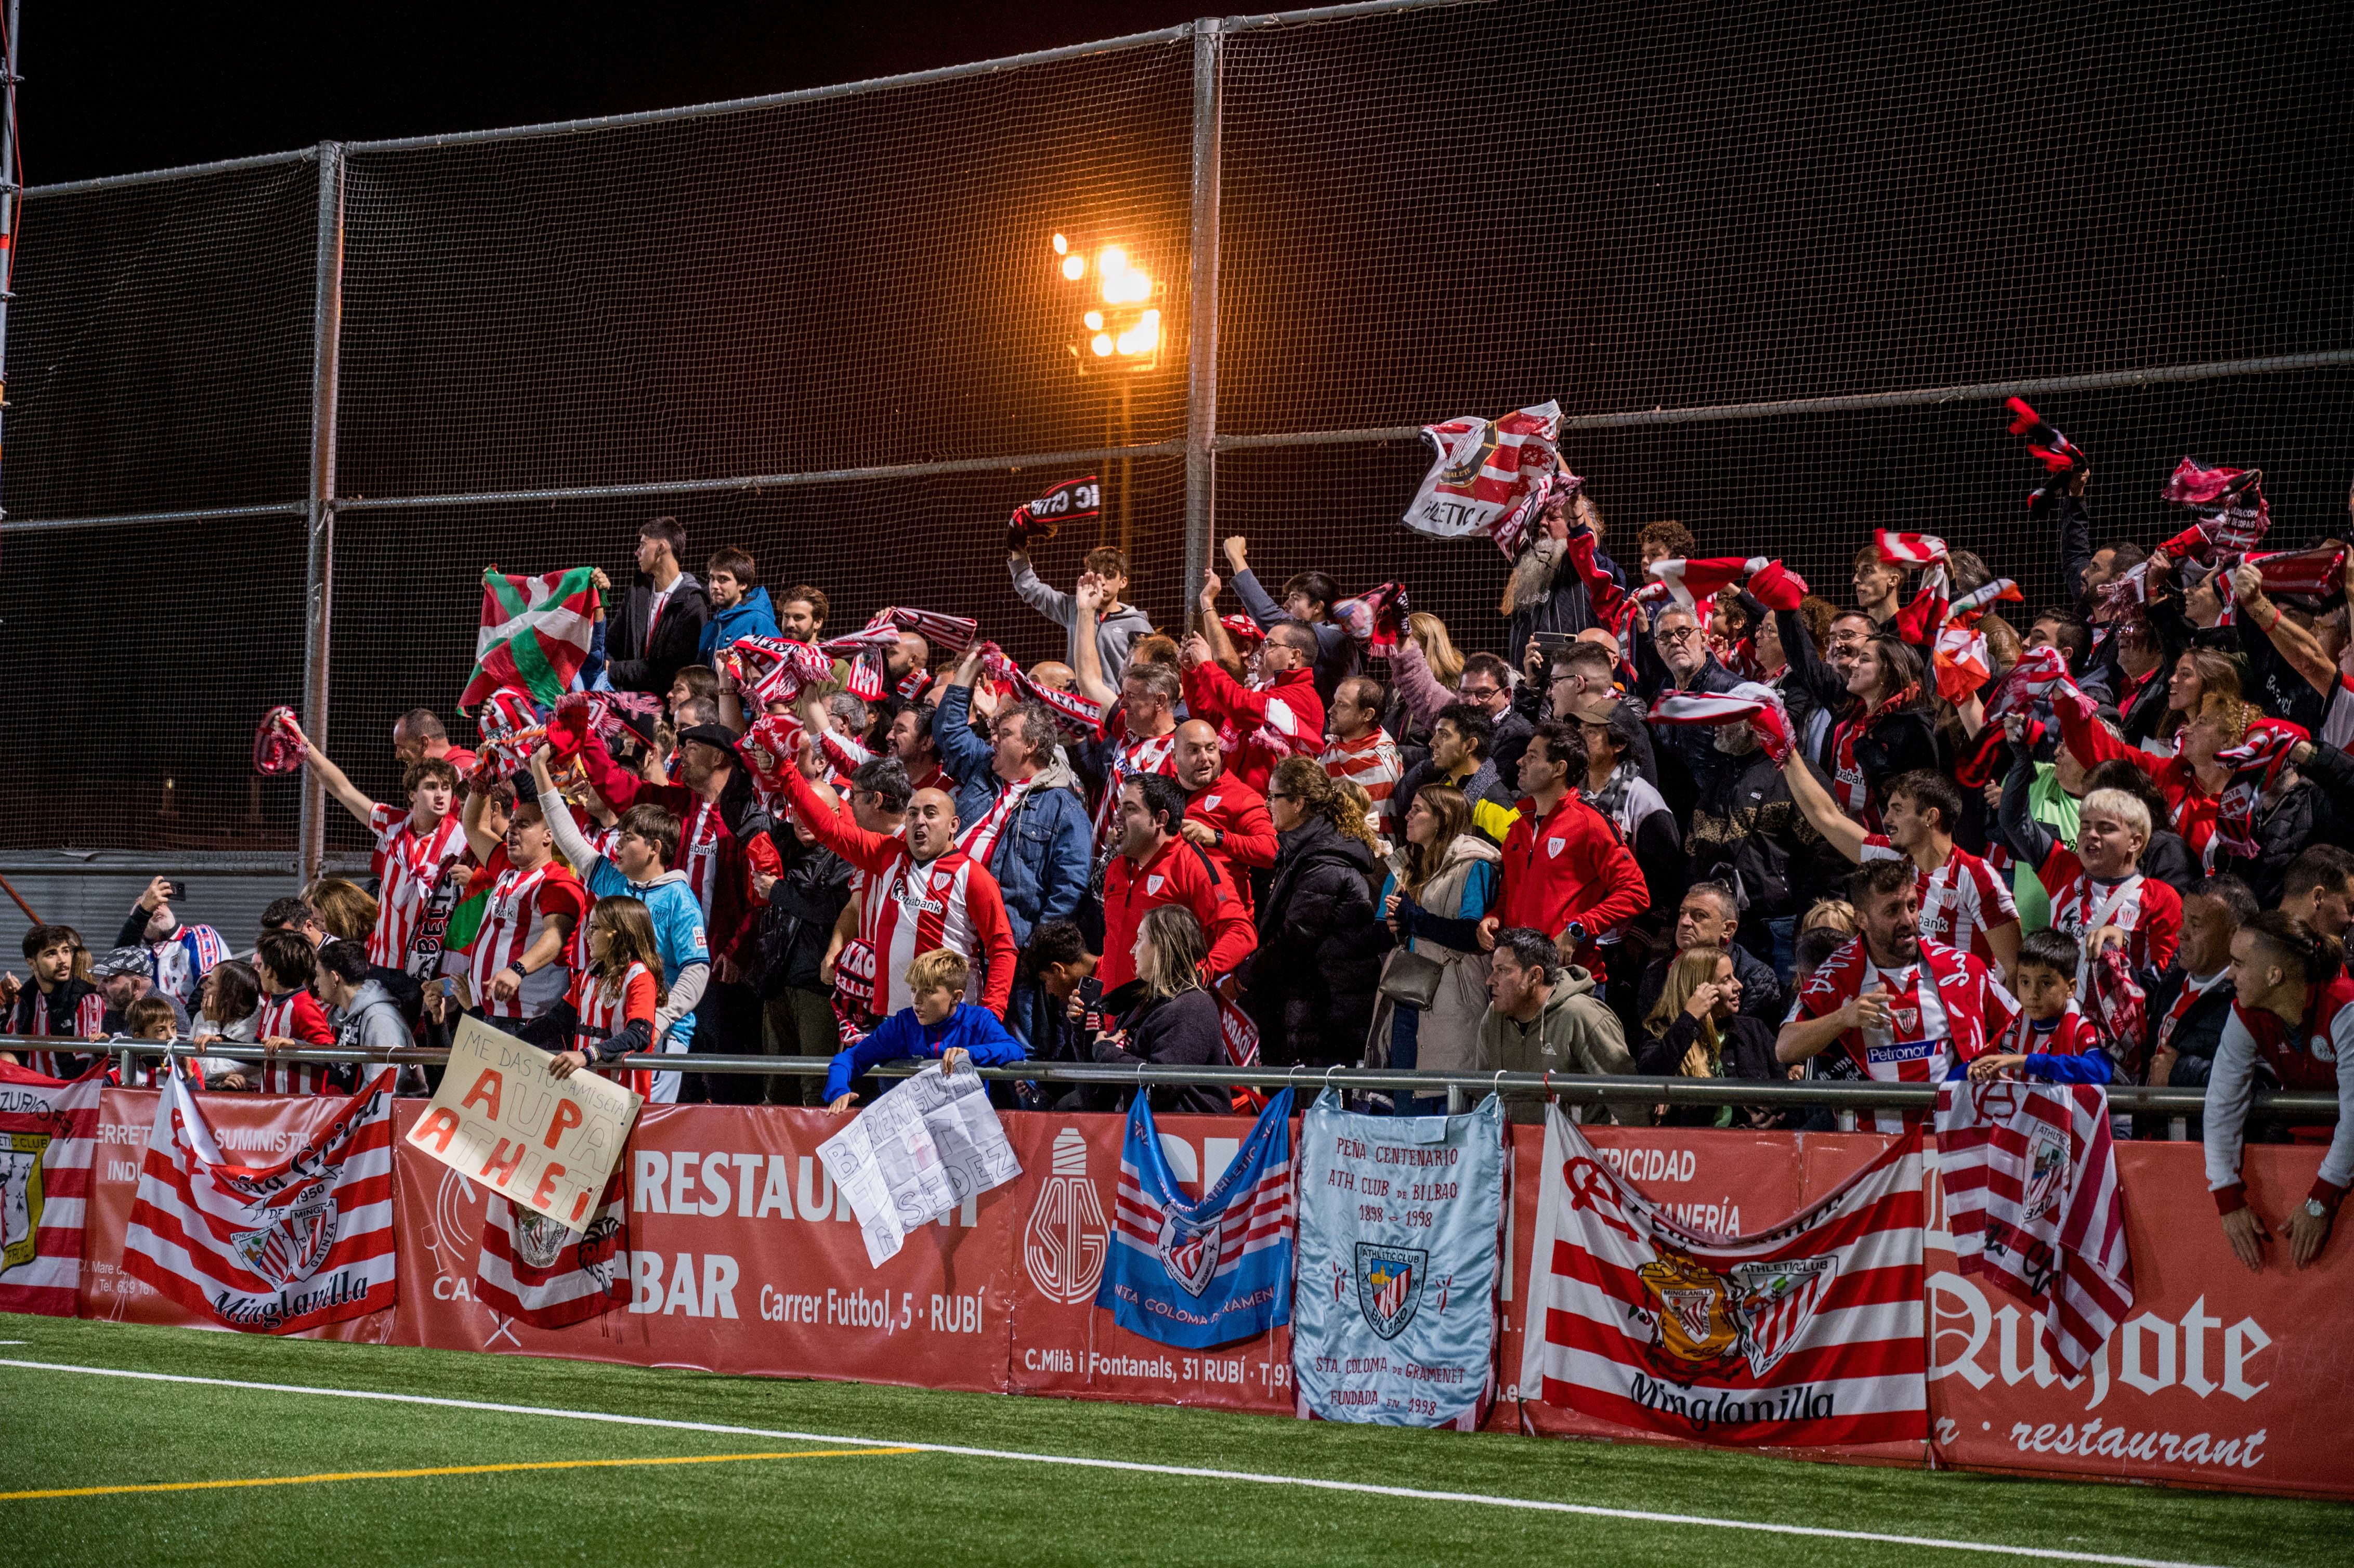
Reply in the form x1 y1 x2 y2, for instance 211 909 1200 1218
1638 656 1744 826
1637 1012 1797 1128
755 835 854 996
1844 706 1941 822
1634 942 1784 1033
2147 965 2234 1087
607 570 711 694
1235 816 1380 1067
1093 986 1229 1116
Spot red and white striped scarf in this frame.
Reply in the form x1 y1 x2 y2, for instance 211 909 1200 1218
955 775 1038 870
2213 718 2308 860
2160 457 2268 554
1829 684 1920 817
1645 556 1768 628
1932 578 2023 702
978 642 1106 738
2156 968 2231 1054
1981 644 2076 724
1094 730 1178 851
1647 682 1795 766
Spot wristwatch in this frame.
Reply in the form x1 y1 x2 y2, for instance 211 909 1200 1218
1560 921 1587 950
2304 1198 2329 1220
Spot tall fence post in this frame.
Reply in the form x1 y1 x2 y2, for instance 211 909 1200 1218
0 0 23 528
1183 16 1223 624
300 142 346 883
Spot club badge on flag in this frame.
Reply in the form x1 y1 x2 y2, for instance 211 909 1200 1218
475 1170 631 1330
1098 1087 1293 1349
1519 1108 1929 1447
1934 1079 2132 1377
1291 1093 1505 1428
464 568 601 710
123 1070 400 1334
1403 401 1562 558
0 1061 104 1316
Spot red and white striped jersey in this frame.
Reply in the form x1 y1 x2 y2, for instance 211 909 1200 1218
1859 837 2019 975
2035 848 2182 995
859 851 1001 1016
1998 998 2102 1059
468 860 590 1020
572 960 659 1100
675 796 728 921
1797 938 2019 1132
255 988 341 1095
1319 729 1404 839
15 985 104 1078
1093 724 1179 856
365 802 467 973
2321 671 2354 752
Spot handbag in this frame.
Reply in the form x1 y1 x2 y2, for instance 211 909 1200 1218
1379 946 1447 1011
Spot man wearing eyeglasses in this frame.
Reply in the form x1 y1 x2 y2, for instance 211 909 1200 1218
1638 603 1744 826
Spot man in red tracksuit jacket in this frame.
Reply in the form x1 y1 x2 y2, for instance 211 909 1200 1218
1173 718 1278 918
1178 624 1326 794
1101 772 1257 992
1480 720 1647 979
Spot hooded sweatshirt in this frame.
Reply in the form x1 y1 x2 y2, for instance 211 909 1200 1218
1476 966 1639 1125
697 584 782 662
333 978 426 1093
1009 556 1153 686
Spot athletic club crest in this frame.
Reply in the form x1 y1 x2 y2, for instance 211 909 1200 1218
0 1131 50 1275
1355 1243 1428 1340
1636 1247 1835 1380
1155 1210 1223 1298
2021 1123 2069 1224
233 1185 339 1289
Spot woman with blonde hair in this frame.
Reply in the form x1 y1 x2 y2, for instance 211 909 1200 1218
1383 611 1466 752
1232 756 1382 1067
1637 944 1784 1128
1091 905 1226 1115
302 878 380 944
1365 786 1499 1111
1800 898 1858 937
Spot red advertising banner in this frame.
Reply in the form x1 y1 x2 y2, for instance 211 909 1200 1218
393 1102 1015 1392
63 1092 2354 1500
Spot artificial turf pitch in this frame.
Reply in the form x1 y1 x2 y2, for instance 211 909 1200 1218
1 1314 2344 1567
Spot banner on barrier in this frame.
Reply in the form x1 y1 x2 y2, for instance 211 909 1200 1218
407 1017 639 1233
1099 1089 1293 1352
818 1065 1021 1267
1292 1092 1505 1428
0 1062 104 1316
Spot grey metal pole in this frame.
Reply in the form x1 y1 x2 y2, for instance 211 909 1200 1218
299 142 345 883
0 0 23 528
1183 16 1223 627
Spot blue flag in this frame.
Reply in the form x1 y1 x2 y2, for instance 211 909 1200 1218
1097 1089 1294 1350
1291 1091 1506 1427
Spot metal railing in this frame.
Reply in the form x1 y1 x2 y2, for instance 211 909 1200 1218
54 1037 2341 1136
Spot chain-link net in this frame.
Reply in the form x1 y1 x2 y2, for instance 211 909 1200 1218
5 0 2351 860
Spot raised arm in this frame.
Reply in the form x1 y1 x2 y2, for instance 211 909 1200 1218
279 715 377 826
2234 563 2341 699
2050 684 2144 774
778 736 906 878
1388 635 1457 729
531 749 605 876
1223 536 1285 631
462 780 502 864
1779 750 1870 863
1195 570 1241 676
1009 552 1074 626
930 658 996 788
1995 721 2059 869
1069 577 1120 708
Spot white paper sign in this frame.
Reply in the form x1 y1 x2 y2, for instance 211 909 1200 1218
816 1065 1022 1266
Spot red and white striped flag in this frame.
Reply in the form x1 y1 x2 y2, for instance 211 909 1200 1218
1519 1108 1928 1447
123 1069 399 1334
0 1061 105 1316
1934 1079 2132 1377
475 1170 629 1329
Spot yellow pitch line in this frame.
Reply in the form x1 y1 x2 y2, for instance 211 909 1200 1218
0 1446 922 1501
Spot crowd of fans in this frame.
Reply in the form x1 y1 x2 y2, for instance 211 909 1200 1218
4 410 2349 1266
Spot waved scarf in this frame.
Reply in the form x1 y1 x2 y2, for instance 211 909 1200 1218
977 642 1107 739
1982 644 2077 724
1876 531 1950 647
254 706 307 776
1650 682 1795 767
2088 947 2148 1077
544 689 664 762
733 713 805 811
727 635 838 709
2159 458 2269 556
1646 556 1768 629
1932 578 2023 702
2006 397 2087 476
1331 582 1410 653
2212 718 2307 861
1829 683 1921 816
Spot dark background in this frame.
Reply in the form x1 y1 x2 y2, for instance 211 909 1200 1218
29 4 1208 185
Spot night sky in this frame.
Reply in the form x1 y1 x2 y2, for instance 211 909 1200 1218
31 4 1209 185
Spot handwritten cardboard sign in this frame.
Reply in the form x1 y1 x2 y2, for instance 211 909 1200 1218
404 1016 640 1233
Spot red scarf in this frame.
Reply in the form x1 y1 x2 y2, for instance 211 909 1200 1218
1830 684 1919 817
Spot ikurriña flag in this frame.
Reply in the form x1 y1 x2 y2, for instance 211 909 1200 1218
0 1061 106 1316
123 1069 399 1333
1519 1107 1928 1447
464 567 600 710
1098 1087 1293 1349
1934 1079 2131 1377
475 1169 629 1329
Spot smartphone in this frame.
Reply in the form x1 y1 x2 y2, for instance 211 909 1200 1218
1531 632 1575 652
166 880 188 900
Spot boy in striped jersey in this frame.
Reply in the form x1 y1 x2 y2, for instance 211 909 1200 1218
455 795 588 1042
1780 757 2021 979
529 748 710 1104
282 716 468 983
253 929 344 1094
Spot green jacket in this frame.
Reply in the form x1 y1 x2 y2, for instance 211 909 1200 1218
1475 966 1642 1126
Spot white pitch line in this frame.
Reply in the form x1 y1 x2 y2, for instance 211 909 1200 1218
0 1357 2229 1568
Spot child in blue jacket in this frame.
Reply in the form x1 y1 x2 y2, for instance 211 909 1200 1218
826 947 1026 1109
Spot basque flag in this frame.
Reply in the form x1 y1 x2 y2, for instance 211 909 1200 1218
1098 1088 1294 1350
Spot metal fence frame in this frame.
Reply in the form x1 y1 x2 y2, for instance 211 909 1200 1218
8 0 2354 879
